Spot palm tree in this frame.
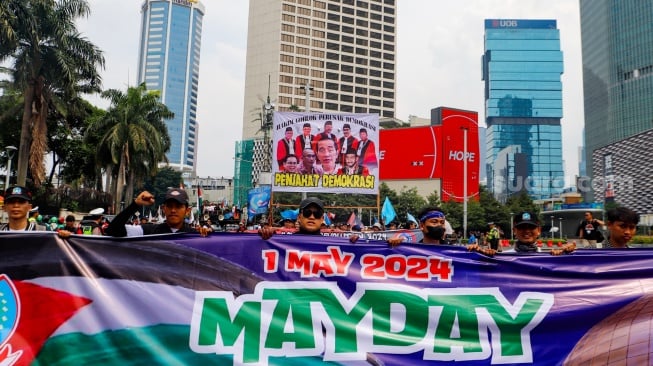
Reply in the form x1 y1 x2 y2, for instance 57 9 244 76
92 83 173 212
0 0 104 187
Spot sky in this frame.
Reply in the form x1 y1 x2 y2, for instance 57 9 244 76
78 0 583 183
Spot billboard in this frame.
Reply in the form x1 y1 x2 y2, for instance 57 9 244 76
379 107 479 202
439 108 480 202
272 112 379 194
379 126 442 180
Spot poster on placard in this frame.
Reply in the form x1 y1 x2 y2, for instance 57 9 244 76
272 112 379 194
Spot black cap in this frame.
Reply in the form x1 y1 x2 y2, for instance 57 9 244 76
285 126 293 132
165 188 189 206
513 211 539 227
5 186 32 202
299 197 324 211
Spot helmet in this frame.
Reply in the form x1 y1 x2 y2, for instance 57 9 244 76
37 214 43 222
50 217 58 223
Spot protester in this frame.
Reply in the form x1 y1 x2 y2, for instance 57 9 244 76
0 186 44 231
63 215 79 233
260 197 324 239
469 211 575 256
576 211 605 248
103 188 211 237
601 207 639 248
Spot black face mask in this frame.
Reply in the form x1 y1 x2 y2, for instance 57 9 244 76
425 225 446 240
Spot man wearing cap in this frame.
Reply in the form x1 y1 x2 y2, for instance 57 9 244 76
0 186 44 231
260 197 325 239
486 222 500 251
104 188 211 237
468 211 575 256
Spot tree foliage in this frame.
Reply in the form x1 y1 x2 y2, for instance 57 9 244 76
0 0 104 186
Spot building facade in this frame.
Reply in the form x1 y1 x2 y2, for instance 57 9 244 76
591 129 653 215
482 19 565 202
241 0 397 140
137 0 205 174
580 0 653 195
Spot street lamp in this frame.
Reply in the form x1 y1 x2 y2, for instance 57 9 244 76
4 145 17 191
550 215 555 239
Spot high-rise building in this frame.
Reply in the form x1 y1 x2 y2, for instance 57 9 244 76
241 0 397 140
580 0 653 188
482 19 565 202
137 0 205 174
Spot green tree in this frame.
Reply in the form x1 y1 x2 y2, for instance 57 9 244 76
143 167 183 206
0 0 104 187
92 83 173 212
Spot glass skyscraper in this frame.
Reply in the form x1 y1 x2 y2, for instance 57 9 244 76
482 19 565 202
137 0 205 174
580 0 653 190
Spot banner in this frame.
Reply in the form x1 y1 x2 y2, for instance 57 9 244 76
272 112 379 194
1 232 653 365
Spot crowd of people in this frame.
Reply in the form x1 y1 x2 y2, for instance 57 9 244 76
1 185 642 252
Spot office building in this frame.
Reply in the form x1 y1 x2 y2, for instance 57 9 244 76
580 0 653 193
241 0 397 140
137 0 205 174
482 19 565 202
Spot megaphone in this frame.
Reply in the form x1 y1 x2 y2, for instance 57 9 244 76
218 214 224 221
203 214 209 221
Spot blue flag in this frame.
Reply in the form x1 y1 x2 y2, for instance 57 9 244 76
381 197 397 224
407 212 418 224
280 209 299 220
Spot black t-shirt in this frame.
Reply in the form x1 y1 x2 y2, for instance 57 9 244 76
577 220 602 240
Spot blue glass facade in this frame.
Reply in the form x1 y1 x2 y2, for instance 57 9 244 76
580 0 653 200
138 0 204 173
482 19 565 202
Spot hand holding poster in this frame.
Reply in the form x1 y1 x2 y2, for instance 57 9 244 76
272 112 379 194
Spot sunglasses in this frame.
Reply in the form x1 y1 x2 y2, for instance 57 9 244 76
302 207 324 219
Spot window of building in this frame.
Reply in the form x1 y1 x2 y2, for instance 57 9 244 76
325 102 338 110
327 4 340 12
327 13 340 22
297 37 310 45
342 54 354 63
371 22 382 30
327 33 340 41
341 105 353 112
384 15 394 23
383 71 394 79
326 62 339 70
356 67 368 75
311 59 324 68
370 41 381 49
356 57 368 65
282 24 295 32
297 26 310 35
312 30 325 38
282 34 294 42
281 65 293 73
342 16 354 24
370 60 381 68
297 7 311 16
327 52 339 60
280 75 294 83
370 12 382 21
311 69 324 78
355 96 367 104
341 95 353 103
326 92 338 101
383 34 394 42
326 72 339 80
296 46 310 55
383 43 394 51
383 91 394 99
282 14 295 22
355 86 367 93
384 6 395 15
281 54 294 63
369 98 381 106
369 78 381 86
342 74 353 82
370 4 382 11
342 6 354 15
326 82 338 90
278 96 292 105
342 65 353 73
313 19 325 28
327 23 340 31
342 35 354 43
279 85 293 94
356 48 368 56
382 110 393 118
297 17 310 25
383 81 394 89
342 26 354 35
357 10 368 18
297 0 310 5
341 84 353 92
355 106 367 113
312 41 325 49
296 67 309 76
314 1 326 9
383 62 394 70
281 44 294 53
383 53 394 61
296 57 309 65
282 4 296 12
357 1 369 8
357 19 369 27
356 28 368 37
342 45 354 53
384 25 394 33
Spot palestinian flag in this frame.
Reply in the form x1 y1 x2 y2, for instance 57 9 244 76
0 233 265 365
